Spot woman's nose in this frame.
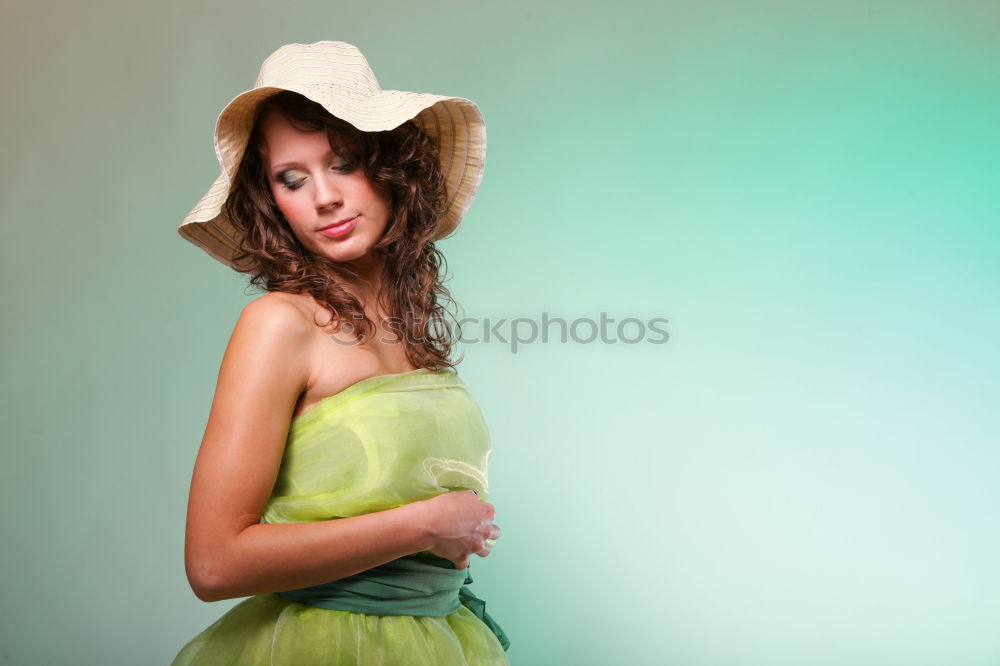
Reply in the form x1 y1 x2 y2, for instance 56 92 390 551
313 174 342 210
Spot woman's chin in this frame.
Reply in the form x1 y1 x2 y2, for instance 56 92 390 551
320 247 380 271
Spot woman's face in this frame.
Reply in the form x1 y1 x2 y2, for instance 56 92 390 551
262 112 392 270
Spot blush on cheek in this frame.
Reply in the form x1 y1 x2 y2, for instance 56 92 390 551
272 195 303 224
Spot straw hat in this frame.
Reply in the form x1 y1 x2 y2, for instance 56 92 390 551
178 41 487 271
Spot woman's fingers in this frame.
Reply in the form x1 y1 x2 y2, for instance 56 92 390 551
474 523 501 557
423 491 501 566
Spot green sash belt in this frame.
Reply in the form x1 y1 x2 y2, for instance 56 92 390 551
276 554 510 651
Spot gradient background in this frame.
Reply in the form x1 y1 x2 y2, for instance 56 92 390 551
2 1 999 664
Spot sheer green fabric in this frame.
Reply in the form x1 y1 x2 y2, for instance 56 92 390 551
172 368 510 665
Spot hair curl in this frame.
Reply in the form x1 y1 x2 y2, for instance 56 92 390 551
222 90 462 370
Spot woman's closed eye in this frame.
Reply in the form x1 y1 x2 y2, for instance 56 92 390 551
276 163 355 191
277 170 307 191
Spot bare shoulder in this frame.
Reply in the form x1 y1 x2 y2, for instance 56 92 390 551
243 291 341 335
215 292 317 410
240 291 315 330
231 291 362 407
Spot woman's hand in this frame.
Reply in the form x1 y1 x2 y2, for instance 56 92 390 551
418 490 501 570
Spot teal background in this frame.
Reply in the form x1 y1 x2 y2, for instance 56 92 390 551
2 1 999 664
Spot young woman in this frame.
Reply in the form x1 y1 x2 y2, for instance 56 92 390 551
172 41 509 665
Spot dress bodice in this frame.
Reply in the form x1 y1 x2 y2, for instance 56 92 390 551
262 367 492 524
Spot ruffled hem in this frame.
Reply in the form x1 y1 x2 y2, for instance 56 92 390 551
172 593 510 666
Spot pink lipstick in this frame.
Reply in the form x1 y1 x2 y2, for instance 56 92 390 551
319 215 359 238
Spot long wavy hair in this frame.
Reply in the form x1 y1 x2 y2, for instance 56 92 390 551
222 91 461 370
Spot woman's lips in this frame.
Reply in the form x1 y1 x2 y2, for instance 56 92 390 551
319 215 359 238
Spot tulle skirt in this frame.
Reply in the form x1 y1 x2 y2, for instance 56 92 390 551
171 593 511 665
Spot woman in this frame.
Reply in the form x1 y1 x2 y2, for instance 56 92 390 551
173 41 509 665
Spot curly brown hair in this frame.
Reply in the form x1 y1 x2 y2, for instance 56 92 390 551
222 91 462 370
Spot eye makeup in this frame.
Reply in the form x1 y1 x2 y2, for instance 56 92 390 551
276 170 306 191
273 160 355 191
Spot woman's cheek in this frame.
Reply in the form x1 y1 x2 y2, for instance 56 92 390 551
274 193 302 224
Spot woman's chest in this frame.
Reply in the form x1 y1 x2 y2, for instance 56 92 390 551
271 387 493 513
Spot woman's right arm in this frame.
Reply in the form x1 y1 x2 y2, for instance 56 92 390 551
182 296 497 602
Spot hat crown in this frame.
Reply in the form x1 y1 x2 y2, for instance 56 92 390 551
254 41 381 95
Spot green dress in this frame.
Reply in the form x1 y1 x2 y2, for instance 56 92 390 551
172 368 510 665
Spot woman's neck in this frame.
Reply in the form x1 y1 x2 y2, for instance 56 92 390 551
339 254 386 308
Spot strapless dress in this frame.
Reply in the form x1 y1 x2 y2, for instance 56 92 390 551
171 368 510 665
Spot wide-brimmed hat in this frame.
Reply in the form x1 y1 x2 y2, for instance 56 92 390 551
178 41 487 271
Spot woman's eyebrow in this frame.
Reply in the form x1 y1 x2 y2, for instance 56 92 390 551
271 149 348 171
